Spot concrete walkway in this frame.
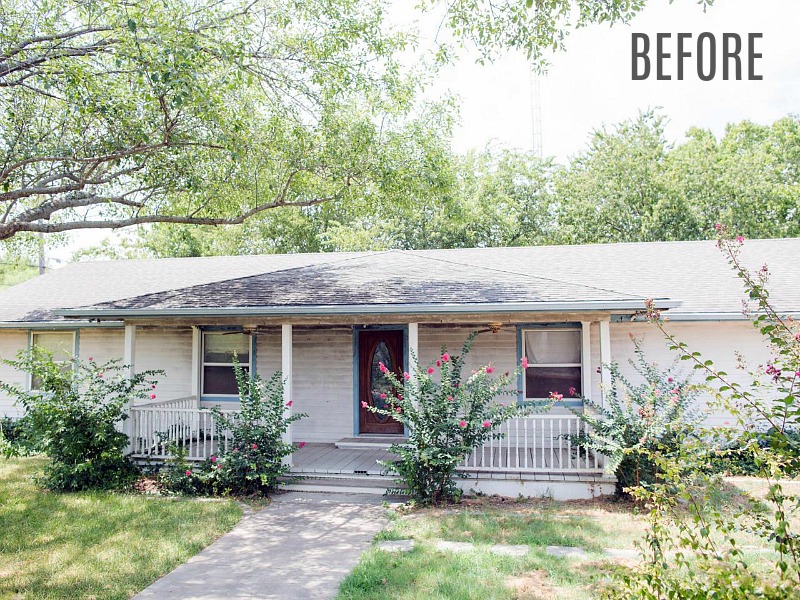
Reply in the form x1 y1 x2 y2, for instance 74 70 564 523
134 492 389 600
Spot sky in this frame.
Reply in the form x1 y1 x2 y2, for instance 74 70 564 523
51 0 800 261
416 0 800 160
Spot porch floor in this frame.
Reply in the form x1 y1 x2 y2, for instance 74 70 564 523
291 443 394 476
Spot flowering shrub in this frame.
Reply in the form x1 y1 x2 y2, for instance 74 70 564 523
159 364 306 496
602 229 800 599
0 349 161 491
364 332 523 504
568 338 700 496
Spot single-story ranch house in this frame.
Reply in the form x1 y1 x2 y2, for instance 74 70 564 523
1 239 798 499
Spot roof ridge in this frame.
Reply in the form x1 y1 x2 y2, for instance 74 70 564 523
397 250 647 299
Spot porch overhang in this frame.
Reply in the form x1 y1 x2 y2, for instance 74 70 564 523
56 298 680 320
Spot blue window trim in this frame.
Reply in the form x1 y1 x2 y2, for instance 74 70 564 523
199 326 255 403
352 324 409 436
516 322 584 409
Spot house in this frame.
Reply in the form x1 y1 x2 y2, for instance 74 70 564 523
1 239 798 499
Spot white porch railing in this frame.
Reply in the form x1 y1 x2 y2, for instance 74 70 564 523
460 415 605 474
132 395 197 409
128 406 239 460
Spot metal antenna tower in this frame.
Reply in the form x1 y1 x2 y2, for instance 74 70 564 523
529 66 543 157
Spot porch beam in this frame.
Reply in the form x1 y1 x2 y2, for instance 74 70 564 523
580 322 592 403
599 320 612 407
282 323 293 465
122 324 136 452
123 324 136 379
191 326 200 405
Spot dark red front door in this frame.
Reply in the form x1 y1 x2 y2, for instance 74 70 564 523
358 329 404 435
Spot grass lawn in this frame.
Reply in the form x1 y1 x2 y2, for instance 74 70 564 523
0 456 242 600
338 479 797 600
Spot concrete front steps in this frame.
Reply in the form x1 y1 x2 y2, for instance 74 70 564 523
284 472 407 497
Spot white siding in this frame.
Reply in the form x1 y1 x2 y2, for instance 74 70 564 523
255 330 281 379
419 326 518 381
609 320 767 426
0 331 29 417
79 329 124 366
136 327 193 401
291 327 354 443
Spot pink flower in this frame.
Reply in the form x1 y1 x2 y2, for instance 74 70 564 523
210 456 217 462
795 333 800 341
298 441 307 449
87 356 93 361
217 464 222 470
654 388 661 397
397 394 403 400
149 393 157 399
723 421 730 426
185 470 192 476
447 395 453 401
251 443 258 450
714 223 722 231
379 392 387 400
361 401 368 408
670 395 679 404
151 384 156 389
436 360 442 367
378 362 388 374
403 372 410 381
639 436 647 445
441 353 450 362
286 400 293 407
568 387 577 397
427 367 435 375
521 357 529 369
98 372 104 378
667 377 674 383
233 448 238 453
486 366 494 374
795 371 800 378
550 391 563 401
499 402 505 407
459 420 467 428
395 407 402 413
482 420 491 428
735 235 745 243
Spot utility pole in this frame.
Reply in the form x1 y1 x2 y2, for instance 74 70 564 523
529 66 543 158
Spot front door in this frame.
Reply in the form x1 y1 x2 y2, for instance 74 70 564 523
358 329 405 435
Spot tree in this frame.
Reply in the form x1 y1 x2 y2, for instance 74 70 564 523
0 0 430 241
421 0 713 63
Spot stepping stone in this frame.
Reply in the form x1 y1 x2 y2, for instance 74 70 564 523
490 544 529 557
545 545 588 558
603 548 639 559
436 540 475 553
376 539 415 552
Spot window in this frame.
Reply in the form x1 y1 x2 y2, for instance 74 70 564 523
201 332 250 396
30 331 75 390
522 328 582 401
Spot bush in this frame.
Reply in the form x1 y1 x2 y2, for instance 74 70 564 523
159 365 306 496
364 332 524 504
0 349 161 491
569 337 701 496
602 231 800 599
0 415 38 455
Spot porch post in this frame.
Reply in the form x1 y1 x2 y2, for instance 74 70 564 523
191 326 200 406
407 322 419 380
580 321 592 403
281 323 293 466
599 320 612 408
122 324 136 452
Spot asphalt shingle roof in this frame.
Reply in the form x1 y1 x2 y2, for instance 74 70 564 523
0 239 797 323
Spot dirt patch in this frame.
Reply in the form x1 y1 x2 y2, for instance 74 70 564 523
505 569 557 600
132 476 160 494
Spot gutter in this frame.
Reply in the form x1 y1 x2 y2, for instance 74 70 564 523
612 310 800 322
0 320 124 329
56 298 681 319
